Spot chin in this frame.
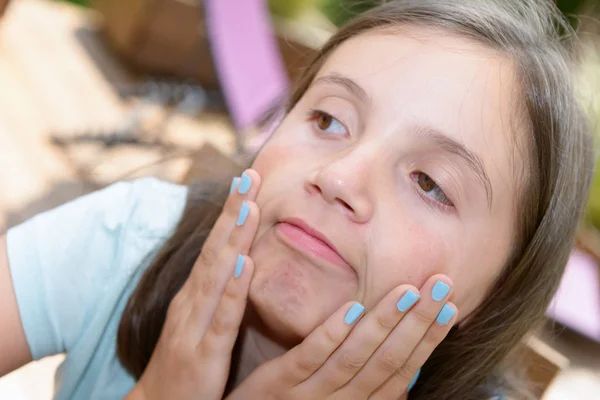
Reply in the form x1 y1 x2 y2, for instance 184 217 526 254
247 228 358 345
247 261 318 345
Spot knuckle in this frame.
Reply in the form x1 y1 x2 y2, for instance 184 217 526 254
338 352 366 372
411 307 435 325
223 279 242 300
294 354 323 375
209 311 237 337
198 246 218 267
393 364 419 384
317 324 341 347
375 348 404 373
199 273 219 297
375 312 398 332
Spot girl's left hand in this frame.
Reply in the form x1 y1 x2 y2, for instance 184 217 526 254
226 274 458 400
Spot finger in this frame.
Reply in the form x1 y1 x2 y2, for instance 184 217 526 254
296 285 420 395
186 201 260 339
194 169 261 274
200 256 255 362
344 275 453 396
370 303 457 400
189 257 255 400
277 301 366 386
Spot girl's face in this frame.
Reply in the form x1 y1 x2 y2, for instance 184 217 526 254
249 28 525 342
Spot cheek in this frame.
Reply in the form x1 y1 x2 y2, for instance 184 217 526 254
252 143 290 178
364 219 450 306
252 113 321 178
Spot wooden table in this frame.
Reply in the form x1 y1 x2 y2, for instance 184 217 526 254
0 0 236 231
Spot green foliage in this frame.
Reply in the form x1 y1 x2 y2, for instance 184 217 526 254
56 0 89 6
268 0 315 19
577 45 600 228
319 0 588 27
319 0 379 26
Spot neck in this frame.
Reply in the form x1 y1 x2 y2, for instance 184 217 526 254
226 303 290 392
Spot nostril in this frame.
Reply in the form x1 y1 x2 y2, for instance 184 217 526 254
336 198 354 213
307 183 322 195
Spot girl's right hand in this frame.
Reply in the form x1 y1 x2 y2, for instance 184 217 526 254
127 170 261 400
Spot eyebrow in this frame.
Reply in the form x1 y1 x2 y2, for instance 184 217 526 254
311 73 371 104
416 126 493 208
311 73 493 207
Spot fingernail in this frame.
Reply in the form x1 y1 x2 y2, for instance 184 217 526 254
237 202 250 226
436 303 456 325
431 280 451 301
229 177 241 196
344 303 365 325
408 368 421 392
396 290 420 312
238 172 252 194
235 254 244 278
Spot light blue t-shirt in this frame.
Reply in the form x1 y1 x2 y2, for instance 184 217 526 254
7 178 188 399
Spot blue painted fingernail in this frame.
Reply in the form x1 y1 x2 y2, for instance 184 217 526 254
408 368 421 392
234 254 244 278
344 303 365 325
237 202 250 226
397 290 420 312
431 280 451 301
229 177 241 196
436 303 456 325
238 172 252 194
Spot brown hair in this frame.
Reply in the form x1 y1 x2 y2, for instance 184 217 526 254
117 1 594 398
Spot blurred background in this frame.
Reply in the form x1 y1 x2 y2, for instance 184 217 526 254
0 0 598 398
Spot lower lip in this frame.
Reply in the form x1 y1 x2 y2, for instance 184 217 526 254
276 222 351 270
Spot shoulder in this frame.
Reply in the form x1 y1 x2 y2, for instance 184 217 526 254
104 177 189 237
4 178 189 360
6 177 189 291
41 177 189 238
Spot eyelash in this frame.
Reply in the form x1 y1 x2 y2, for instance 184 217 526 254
307 109 455 212
411 172 455 212
307 109 349 137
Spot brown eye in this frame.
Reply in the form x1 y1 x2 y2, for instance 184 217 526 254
309 110 348 136
412 172 455 208
317 113 333 130
417 173 436 192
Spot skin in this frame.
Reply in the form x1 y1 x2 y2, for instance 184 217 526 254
130 26 527 400
246 27 522 352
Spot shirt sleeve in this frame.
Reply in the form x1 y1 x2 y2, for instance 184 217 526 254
5 178 181 361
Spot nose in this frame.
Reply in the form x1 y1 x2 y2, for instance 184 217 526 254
307 151 374 223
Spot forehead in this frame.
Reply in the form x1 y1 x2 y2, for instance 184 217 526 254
315 27 525 211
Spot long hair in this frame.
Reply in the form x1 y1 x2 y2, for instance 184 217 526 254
117 1 594 398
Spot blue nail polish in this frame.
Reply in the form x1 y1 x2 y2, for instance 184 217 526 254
431 280 451 301
229 177 241 196
408 369 421 392
436 304 456 325
397 290 420 312
235 254 244 278
238 172 252 194
344 303 365 325
237 202 250 226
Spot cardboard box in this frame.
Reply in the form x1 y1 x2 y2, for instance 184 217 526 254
93 0 219 88
0 0 10 17
93 0 332 87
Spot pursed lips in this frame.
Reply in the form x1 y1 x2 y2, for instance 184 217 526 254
275 217 354 273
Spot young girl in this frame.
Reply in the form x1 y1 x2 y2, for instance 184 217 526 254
0 0 594 399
